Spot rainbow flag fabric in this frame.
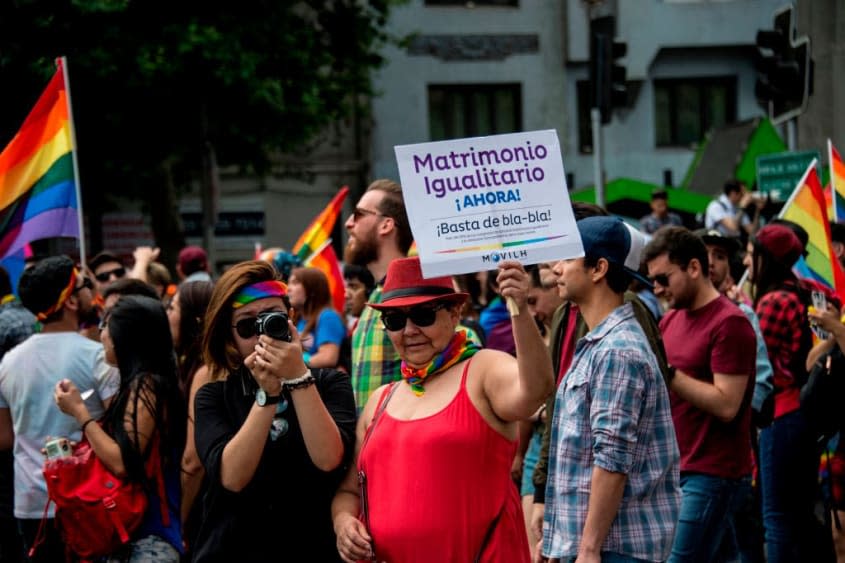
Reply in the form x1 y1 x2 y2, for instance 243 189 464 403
0 61 79 259
305 241 346 314
292 186 349 264
830 140 845 223
780 160 845 302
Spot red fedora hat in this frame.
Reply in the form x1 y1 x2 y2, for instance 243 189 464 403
368 257 468 310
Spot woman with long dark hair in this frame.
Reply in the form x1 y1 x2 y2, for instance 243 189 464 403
190 260 355 562
55 295 185 561
287 267 346 368
744 224 826 562
167 281 214 551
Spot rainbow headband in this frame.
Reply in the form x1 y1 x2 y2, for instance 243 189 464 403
36 268 79 321
232 280 288 309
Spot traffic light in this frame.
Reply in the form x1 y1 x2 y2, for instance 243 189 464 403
754 5 812 123
589 16 628 124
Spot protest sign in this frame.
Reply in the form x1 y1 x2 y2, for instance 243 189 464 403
395 130 583 278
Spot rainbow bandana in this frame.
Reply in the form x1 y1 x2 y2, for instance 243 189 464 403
232 280 288 309
36 268 79 321
400 330 480 396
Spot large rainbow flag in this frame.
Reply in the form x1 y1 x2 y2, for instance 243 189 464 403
0 59 80 259
292 186 349 264
829 140 845 223
305 240 345 314
780 159 845 302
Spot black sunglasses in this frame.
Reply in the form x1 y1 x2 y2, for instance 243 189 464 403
650 268 683 287
381 303 448 332
233 317 259 339
352 207 386 221
74 277 94 293
94 267 126 283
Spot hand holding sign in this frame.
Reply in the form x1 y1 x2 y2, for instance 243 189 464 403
395 130 584 315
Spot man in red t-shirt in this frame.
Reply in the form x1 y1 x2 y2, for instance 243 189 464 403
644 226 756 563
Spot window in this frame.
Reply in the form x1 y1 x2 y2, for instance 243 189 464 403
428 84 521 141
425 0 518 6
654 77 736 147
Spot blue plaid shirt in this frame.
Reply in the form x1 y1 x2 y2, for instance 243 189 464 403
543 303 680 560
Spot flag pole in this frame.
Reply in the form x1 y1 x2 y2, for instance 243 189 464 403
829 139 838 224
57 56 87 269
776 158 818 220
304 239 333 266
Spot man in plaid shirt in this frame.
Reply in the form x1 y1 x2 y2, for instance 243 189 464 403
344 179 415 412
542 217 680 563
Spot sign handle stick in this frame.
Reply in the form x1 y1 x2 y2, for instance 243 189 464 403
506 296 520 317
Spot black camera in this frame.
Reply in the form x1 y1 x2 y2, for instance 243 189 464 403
255 311 291 342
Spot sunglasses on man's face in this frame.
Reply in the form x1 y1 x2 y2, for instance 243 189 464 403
74 277 94 293
94 267 126 283
381 303 448 332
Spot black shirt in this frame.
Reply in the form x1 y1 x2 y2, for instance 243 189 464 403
192 367 356 562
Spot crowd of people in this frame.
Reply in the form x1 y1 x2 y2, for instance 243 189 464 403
0 176 843 562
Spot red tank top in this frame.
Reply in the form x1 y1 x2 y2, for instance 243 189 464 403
357 359 529 563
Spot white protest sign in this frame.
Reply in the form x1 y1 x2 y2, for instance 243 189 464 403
395 130 583 278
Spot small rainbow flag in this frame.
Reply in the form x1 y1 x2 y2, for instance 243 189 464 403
780 159 845 302
305 240 345 314
829 140 845 223
292 186 349 264
0 59 80 259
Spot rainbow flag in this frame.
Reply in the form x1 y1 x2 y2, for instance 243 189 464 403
305 240 345 314
292 186 349 264
829 140 845 223
0 60 79 259
780 159 845 302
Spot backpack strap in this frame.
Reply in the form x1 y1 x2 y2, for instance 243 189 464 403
27 498 54 559
144 433 170 527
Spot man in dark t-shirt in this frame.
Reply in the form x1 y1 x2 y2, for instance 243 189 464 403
644 227 756 563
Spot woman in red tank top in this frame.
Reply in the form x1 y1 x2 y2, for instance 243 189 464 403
332 257 555 563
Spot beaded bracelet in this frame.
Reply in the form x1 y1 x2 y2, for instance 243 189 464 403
284 370 316 391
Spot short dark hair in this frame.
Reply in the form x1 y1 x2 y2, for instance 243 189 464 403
19 255 76 323
643 226 710 273
723 180 743 197
88 250 123 272
651 190 669 201
572 202 608 221
367 179 414 254
343 263 375 295
102 278 160 302
583 255 629 294
832 222 845 245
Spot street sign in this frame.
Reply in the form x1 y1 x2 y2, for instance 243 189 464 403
756 150 819 201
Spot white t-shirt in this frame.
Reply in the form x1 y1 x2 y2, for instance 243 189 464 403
704 194 750 238
0 332 119 518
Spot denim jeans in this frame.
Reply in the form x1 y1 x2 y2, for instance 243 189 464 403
759 409 828 563
668 472 743 563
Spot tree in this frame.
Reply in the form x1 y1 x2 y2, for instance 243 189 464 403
0 0 395 268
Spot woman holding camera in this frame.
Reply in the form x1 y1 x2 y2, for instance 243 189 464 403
191 260 356 562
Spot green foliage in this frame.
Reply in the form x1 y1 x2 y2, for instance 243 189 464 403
0 1 394 233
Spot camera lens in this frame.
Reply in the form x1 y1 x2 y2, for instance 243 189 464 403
256 311 291 342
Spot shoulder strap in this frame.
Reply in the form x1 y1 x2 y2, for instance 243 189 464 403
360 382 400 458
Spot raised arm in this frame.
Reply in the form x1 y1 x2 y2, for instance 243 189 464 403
481 261 555 422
